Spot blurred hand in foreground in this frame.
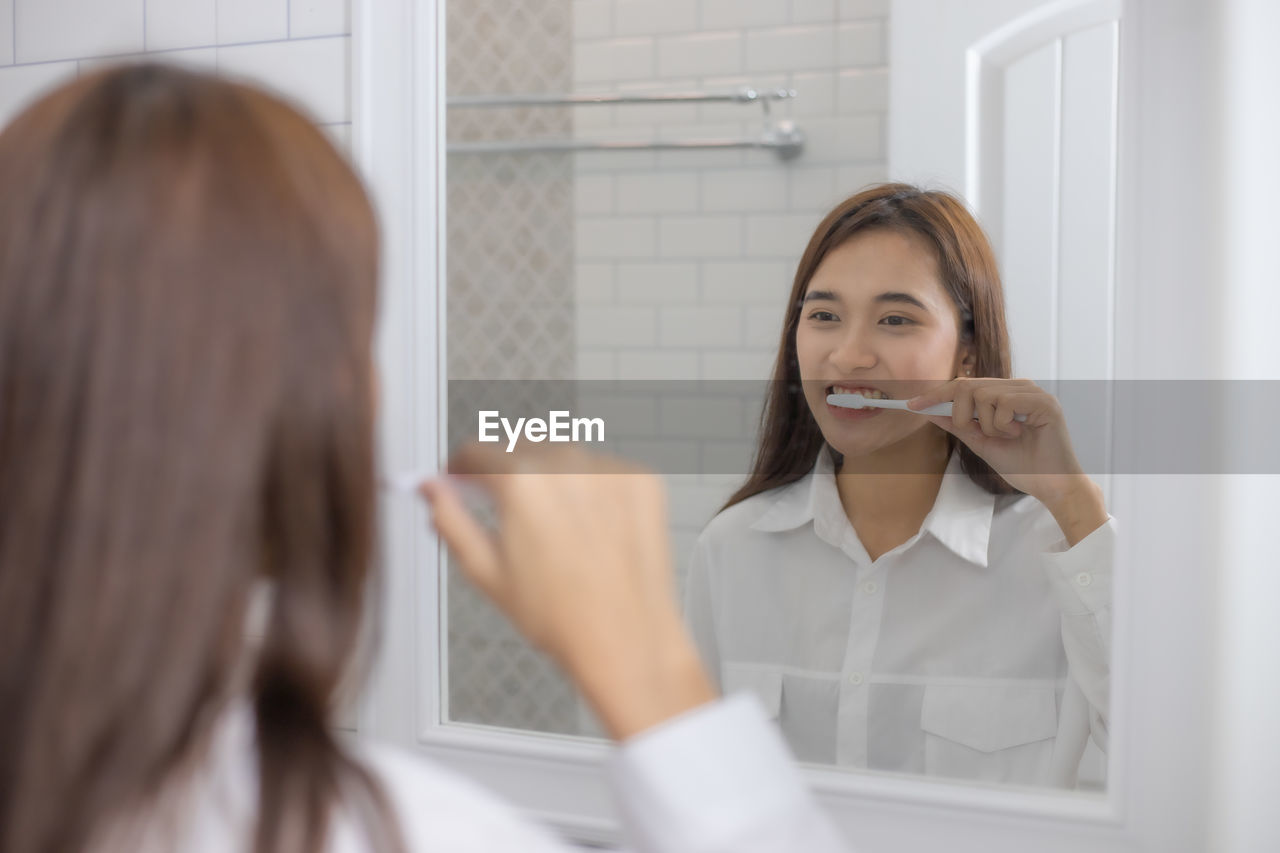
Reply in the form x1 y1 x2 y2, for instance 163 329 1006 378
421 444 716 740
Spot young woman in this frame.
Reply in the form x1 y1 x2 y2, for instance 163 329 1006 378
685 184 1113 787
0 66 848 853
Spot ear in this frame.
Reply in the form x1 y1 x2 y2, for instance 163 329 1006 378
956 345 977 377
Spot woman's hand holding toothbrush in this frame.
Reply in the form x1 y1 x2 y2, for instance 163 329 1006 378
907 378 1108 545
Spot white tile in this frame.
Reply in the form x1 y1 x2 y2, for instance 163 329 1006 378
577 306 657 347
790 71 835 118
616 172 697 214
217 36 348 124
614 0 694 36
615 262 698 303
839 0 889 20
0 0 13 65
837 20 884 67
0 61 75 129
700 260 792 303
78 47 217 75
660 398 746 439
145 0 215 51
575 174 614 214
616 351 698 381
788 165 843 210
701 168 788 212
700 348 774 380
572 0 611 39
576 392 661 436
576 216 657 258
745 213 821 258
15 0 143 64
657 31 742 78
611 98 698 128
837 66 887 113
575 349 618 380
217 0 287 44
575 262 615 303
801 114 881 163
701 0 788 30
746 304 785 345
746 25 835 73
574 37 653 83
836 161 889 192
659 216 743 258
660 306 744 347
791 0 838 23
290 0 348 38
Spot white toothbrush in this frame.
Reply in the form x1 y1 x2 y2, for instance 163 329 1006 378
827 393 1028 422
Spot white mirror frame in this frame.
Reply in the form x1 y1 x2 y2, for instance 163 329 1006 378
349 0 1269 849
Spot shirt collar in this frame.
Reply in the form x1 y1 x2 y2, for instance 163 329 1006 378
749 446 996 567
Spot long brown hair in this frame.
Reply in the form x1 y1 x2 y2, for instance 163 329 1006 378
0 65 396 852
725 183 1019 511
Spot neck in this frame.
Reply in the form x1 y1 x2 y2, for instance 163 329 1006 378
835 429 951 523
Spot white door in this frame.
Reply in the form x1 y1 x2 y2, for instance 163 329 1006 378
890 0 1120 383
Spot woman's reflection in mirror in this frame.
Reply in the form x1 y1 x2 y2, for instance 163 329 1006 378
685 184 1113 787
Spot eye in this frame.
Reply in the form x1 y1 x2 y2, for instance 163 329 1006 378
808 310 838 322
880 315 915 326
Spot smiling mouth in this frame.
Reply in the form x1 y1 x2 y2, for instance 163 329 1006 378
826 384 892 399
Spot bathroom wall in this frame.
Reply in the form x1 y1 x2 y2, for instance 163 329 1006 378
567 0 891 584
0 0 350 152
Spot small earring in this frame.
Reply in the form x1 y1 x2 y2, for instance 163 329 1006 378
964 369 972 376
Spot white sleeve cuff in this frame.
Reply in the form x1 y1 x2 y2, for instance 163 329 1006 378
610 693 848 853
1042 515 1116 615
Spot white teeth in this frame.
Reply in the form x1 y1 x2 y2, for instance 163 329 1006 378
831 385 890 399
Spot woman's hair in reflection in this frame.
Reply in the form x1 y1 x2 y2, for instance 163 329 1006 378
0 66 400 852
724 183 1019 512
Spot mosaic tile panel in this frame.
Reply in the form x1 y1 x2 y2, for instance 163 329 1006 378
444 0 582 735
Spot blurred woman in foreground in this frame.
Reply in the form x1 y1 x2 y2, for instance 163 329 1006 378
0 65 847 853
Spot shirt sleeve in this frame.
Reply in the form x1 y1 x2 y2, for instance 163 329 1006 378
610 693 853 853
1041 515 1115 747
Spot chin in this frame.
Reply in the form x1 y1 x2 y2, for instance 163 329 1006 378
818 419 937 462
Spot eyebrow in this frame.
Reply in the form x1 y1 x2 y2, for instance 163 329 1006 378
802 290 930 311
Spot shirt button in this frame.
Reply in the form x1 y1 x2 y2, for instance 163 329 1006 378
1076 572 1093 587
862 580 878 595
848 672 864 686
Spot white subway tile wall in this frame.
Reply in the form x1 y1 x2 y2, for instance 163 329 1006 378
290 0 349 39
0 0 351 151
145 0 215 52
572 0 889 384
570 0 889 581
15 0 143 64
217 0 287 45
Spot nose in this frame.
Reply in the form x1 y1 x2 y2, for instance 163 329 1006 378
828 326 876 374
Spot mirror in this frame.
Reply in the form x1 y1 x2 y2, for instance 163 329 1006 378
440 0 1116 793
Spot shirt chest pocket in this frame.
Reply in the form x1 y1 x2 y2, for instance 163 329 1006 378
920 683 1060 784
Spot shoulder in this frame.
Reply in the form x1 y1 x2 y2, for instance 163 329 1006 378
697 479 805 545
347 741 569 853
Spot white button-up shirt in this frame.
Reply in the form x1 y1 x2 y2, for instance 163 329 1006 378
97 694 850 853
685 447 1113 788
